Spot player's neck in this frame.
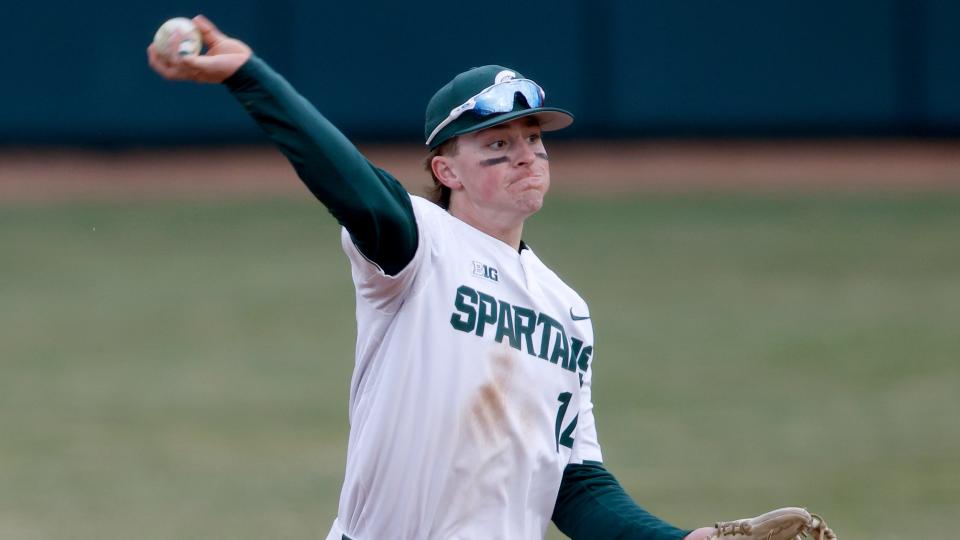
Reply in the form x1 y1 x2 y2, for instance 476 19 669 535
448 204 525 251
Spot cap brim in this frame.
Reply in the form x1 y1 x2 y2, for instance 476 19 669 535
441 107 574 145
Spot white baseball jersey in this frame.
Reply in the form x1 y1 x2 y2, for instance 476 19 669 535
329 195 602 540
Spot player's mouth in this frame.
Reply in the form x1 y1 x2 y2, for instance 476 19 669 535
510 178 544 193
508 173 546 188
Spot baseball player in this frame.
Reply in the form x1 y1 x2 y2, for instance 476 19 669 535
147 15 835 540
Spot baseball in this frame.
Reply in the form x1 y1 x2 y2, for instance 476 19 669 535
153 17 202 57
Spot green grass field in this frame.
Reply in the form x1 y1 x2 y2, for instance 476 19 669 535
2 194 958 539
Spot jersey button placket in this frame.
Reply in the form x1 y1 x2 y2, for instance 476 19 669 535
518 249 543 299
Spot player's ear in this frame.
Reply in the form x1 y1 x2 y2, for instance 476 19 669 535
431 156 463 190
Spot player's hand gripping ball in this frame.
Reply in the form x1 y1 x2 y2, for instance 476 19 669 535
153 17 202 57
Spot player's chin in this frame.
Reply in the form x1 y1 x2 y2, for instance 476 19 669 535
515 189 547 214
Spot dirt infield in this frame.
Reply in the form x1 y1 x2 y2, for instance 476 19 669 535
2 140 959 204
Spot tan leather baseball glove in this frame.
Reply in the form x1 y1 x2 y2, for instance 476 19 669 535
709 507 836 540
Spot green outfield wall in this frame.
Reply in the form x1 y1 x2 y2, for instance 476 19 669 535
4 0 958 144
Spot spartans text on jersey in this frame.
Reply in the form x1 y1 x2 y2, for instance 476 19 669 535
449 285 593 384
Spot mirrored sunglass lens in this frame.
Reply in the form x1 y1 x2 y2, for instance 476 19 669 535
472 81 543 116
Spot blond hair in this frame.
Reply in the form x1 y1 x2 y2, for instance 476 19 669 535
422 138 459 209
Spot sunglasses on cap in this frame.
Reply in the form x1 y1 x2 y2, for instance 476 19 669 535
425 78 546 146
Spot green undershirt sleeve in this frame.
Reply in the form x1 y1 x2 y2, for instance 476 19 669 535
553 463 692 540
223 56 417 276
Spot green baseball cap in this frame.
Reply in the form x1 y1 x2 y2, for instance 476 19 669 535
424 65 574 149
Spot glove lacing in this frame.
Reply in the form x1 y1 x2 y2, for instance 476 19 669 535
713 519 753 537
713 513 837 540
805 514 837 540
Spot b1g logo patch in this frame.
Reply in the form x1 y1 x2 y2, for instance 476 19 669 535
472 261 499 282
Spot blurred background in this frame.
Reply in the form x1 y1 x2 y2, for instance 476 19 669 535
2 1 958 539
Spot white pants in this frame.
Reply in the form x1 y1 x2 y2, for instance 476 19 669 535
324 518 349 540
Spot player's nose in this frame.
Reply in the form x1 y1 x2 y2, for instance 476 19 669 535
512 139 537 167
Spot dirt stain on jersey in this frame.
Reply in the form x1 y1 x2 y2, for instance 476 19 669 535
437 344 544 534
469 350 511 443
465 344 536 446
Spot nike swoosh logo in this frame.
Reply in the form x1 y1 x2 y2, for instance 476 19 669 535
569 308 591 321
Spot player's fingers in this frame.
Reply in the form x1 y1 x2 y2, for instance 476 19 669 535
148 44 192 81
178 55 216 82
147 44 172 75
148 42 175 68
180 53 243 83
180 54 214 71
193 14 226 47
150 60 185 80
